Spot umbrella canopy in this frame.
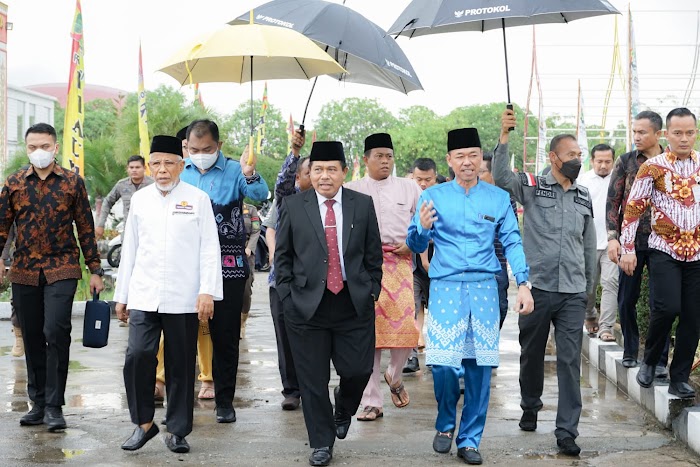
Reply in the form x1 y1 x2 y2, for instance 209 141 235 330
230 0 423 94
159 23 346 85
389 0 620 37
388 0 619 110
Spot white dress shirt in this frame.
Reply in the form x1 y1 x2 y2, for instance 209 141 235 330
579 169 611 250
316 187 346 280
114 182 223 313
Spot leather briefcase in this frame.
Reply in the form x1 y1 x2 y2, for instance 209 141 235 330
83 292 111 348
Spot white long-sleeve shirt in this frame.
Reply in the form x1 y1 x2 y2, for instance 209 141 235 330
579 169 611 250
114 182 223 313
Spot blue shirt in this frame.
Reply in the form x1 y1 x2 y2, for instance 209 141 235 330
406 179 529 284
181 152 269 280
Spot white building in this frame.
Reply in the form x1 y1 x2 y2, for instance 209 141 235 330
7 84 56 164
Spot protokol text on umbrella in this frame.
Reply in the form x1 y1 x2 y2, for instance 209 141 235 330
256 14 294 29
384 59 412 78
454 5 511 18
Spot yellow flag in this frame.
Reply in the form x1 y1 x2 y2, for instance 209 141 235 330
62 0 85 176
138 42 150 173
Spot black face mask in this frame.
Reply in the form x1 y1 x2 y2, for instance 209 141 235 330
556 154 582 181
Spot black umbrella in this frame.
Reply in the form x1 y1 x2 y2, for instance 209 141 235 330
388 0 620 112
231 0 423 131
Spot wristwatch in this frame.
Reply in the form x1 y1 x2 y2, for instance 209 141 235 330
518 280 532 290
607 230 619 241
91 267 105 277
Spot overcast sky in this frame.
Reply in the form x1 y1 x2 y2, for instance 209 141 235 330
6 0 700 132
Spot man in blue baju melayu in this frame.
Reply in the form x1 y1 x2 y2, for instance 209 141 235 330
407 127 534 465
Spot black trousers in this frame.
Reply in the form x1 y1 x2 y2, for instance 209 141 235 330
124 311 198 437
519 288 586 441
269 287 300 398
617 248 670 364
209 278 245 409
13 277 78 408
285 287 375 448
644 251 700 383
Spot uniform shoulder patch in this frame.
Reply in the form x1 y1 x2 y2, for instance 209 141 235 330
519 172 537 187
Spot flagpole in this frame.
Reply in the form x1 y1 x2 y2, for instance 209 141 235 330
627 4 633 152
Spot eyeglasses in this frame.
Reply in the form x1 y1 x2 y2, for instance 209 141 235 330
149 160 179 169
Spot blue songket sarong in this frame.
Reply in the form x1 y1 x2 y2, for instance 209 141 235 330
426 274 500 368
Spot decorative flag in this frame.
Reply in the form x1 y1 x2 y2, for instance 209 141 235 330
312 130 317 144
256 82 268 157
137 42 150 172
577 80 590 170
524 26 547 174
352 154 361 181
286 113 294 154
62 0 85 176
628 5 640 149
194 83 204 107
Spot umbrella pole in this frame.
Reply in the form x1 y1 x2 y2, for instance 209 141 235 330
300 76 319 135
502 19 515 131
248 55 255 165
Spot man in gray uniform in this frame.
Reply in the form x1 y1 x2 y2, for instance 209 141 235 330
493 109 596 457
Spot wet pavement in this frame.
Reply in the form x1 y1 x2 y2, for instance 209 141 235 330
1 274 699 466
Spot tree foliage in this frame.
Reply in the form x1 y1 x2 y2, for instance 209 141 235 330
220 99 288 159
314 98 398 160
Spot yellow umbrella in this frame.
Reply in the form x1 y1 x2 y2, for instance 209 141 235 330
159 23 346 85
159 14 346 163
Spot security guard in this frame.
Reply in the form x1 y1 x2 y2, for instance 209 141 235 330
492 109 596 457
240 202 261 338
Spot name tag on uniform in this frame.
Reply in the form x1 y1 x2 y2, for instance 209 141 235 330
574 197 592 209
535 189 556 199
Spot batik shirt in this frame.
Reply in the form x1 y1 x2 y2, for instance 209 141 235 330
621 149 700 261
181 152 268 280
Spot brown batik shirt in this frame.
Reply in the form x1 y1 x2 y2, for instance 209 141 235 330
0 164 101 286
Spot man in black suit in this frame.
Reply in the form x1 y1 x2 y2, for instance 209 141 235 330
276 141 383 467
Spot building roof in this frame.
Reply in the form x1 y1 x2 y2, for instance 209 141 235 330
8 84 58 102
25 83 128 108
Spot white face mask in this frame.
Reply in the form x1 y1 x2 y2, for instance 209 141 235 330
28 148 55 169
190 151 218 170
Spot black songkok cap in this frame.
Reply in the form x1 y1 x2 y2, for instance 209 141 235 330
310 141 345 164
447 128 481 152
150 135 183 158
176 126 188 141
364 133 393 153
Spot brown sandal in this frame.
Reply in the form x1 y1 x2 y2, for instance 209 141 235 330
154 382 165 402
356 406 383 421
585 317 599 337
599 331 616 342
384 371 410 408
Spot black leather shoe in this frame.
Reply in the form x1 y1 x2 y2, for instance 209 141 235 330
121 423 159 451
333 386 351 440
20 405 44 426
622 357 638 368
655 365 669 379
403 356 420 373
457 447 483 465
669 382 696 399
309 446 332 466
557 437 581 456
44 407 67 432
636 363 654 388
519 410 537 431
165 434 190 453
432 430 454 453
216 407 236 423
281 395 301 411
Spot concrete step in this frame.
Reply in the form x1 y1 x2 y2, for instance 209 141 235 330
582 331 697 450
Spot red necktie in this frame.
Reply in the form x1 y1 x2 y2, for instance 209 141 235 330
324 199 344 294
